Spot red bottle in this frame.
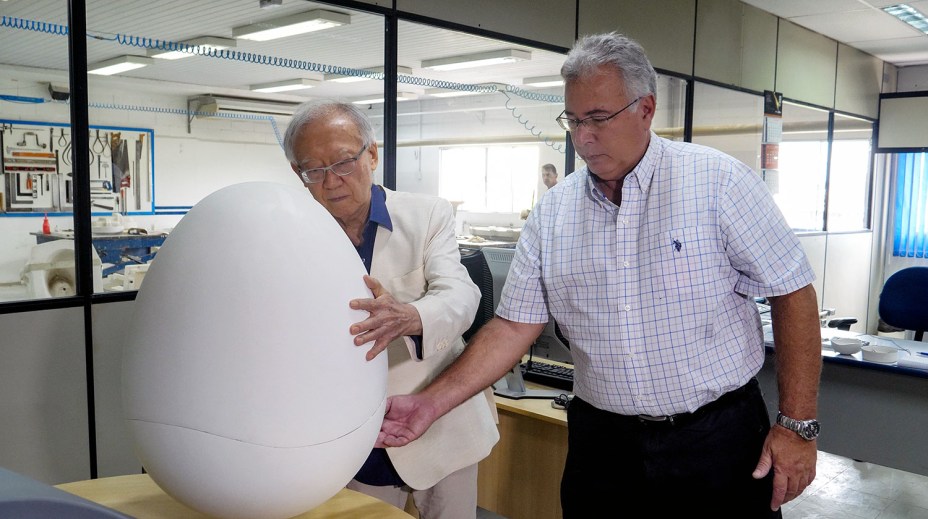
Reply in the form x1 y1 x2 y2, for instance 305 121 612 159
42 214 50 235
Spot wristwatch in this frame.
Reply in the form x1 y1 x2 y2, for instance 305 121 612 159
776 412 820 441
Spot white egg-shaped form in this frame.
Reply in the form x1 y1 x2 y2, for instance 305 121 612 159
123 182 387 519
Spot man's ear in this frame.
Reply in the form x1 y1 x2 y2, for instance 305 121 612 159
368 141 380 171
639 94 656 118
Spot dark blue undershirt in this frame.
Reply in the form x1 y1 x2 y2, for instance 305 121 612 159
352 185 420 487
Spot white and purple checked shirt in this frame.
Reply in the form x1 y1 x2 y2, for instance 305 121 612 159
498 132 815 416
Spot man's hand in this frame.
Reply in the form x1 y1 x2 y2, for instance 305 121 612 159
375 394 438 448
752 425 817 510
350 275 423 361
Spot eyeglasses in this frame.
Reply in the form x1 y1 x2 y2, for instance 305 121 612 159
298 145 368 185
555 96 642 132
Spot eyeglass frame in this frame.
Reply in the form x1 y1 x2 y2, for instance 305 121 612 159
297 143 369 185
555 96 643 132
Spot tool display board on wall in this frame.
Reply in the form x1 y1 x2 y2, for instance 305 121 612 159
0 120 153 214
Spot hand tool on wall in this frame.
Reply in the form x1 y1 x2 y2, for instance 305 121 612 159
92 129 105 155
62 130 72 166
4 158 56 165
49 128 54 152
3 166 55 173
16 131 46 150
134 135 143 210
10 151 55 159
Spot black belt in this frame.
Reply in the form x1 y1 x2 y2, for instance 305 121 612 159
632 378 759 428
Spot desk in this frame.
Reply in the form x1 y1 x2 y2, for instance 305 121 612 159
478 331 928 519
55 474 413 519
761 328 928 477
478 383 567 519
33 231 166 276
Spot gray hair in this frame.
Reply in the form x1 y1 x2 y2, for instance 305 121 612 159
561 32 657 106
283 100 376 163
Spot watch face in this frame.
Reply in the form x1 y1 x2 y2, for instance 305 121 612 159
800 420 821 440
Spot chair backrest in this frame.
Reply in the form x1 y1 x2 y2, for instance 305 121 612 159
878 266 928 341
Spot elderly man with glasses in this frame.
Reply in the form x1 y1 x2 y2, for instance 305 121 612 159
283 100 498 519
378 32 822 518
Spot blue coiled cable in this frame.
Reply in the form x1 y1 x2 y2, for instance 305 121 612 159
1 15 563 149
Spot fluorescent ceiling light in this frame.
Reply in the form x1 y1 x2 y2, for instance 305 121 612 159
352 92 418 105
249 78 319 93
883 4 928 34
88 55 154 76
422 49 531 71
523 75 564 88
147 36 236 60
425 88 479 98
233 9 350 41
325 65 413 83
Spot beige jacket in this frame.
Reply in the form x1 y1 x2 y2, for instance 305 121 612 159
370 188 499 490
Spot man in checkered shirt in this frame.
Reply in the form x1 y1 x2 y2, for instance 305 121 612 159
379 32 822 518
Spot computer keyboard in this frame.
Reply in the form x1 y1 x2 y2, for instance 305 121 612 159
520 360 573 392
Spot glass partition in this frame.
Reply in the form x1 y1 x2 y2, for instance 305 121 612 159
2 1 385 298
0 1 76 302
396 20 567 239
691 82 764 172
777 102 830 231
827 113 873 231
653 75 688 143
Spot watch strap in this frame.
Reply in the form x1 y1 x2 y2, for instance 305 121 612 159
776 411 820 440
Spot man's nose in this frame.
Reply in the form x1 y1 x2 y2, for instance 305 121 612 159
570 123 595 145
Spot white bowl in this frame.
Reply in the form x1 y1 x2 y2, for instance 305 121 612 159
861 345 899 364
831 337 865 355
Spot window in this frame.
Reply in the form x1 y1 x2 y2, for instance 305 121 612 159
691 82 764 172
893 153 928 257
774 102 830 231
439 145 539 213
826 114 873 232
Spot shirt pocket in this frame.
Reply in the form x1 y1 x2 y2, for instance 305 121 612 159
648 226 721 302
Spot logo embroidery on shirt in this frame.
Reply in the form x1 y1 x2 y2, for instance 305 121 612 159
672 239 682 252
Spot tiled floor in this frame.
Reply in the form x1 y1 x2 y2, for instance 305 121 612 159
476 451 928 519
783 451 928 518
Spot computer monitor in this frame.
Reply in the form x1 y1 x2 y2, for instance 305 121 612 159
531 319 572 364
480 246 516 312
481 246 572 364
459 247 495 342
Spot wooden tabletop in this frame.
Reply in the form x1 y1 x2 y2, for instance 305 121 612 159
56 474 413 519
494 382 568 427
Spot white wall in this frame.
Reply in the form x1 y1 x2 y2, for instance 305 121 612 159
0 308 90 484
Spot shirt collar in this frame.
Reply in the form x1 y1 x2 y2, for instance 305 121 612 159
584 130 662 202
368 184 393 232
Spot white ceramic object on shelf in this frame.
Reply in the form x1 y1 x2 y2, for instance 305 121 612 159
830 337 866 355
123 182 387 519
861 345 899 364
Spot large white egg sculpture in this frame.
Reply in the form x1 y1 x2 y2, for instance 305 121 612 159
123 181 387 519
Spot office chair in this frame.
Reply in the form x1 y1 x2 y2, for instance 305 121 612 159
826 317 858 332
878 266 928 341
